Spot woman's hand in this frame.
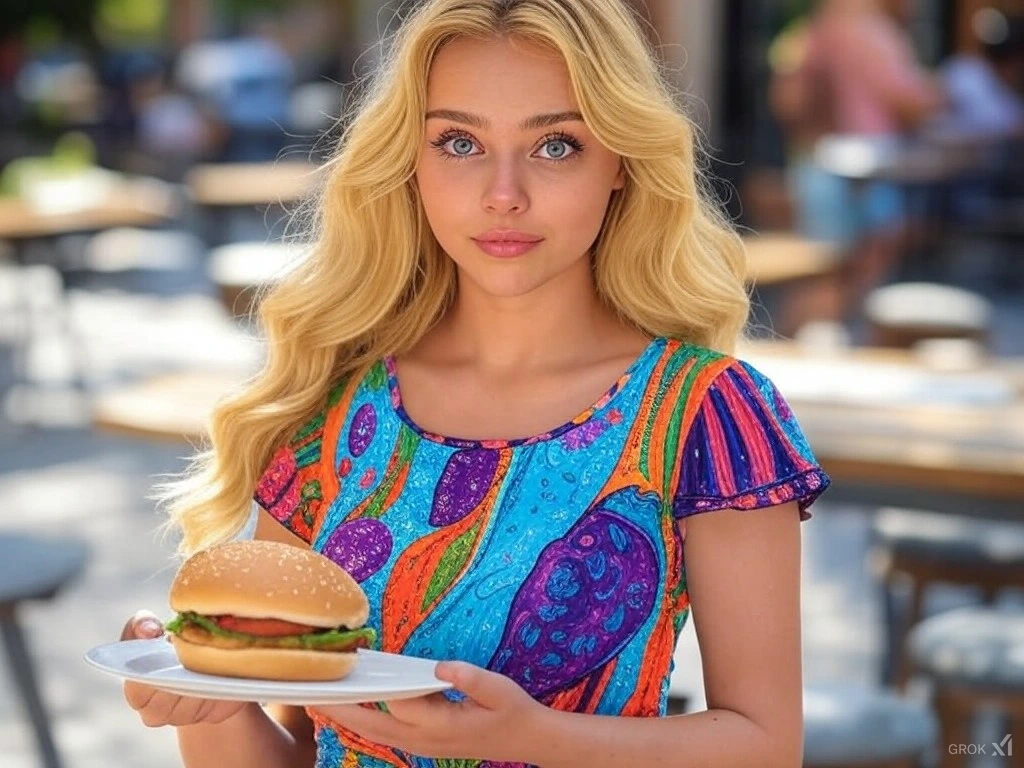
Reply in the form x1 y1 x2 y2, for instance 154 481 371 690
120 610 250 728
310 661 548 763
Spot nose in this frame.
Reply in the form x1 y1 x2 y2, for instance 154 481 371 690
481 157 529 215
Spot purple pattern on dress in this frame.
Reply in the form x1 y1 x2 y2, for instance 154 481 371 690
488 498 658 700
560 417 611 451
322 518 394 583
430 450 501 527
348 403 377 457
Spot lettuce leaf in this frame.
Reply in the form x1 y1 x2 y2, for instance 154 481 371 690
164 612 376 650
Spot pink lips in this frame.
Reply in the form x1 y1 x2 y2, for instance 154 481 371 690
472 229 544 259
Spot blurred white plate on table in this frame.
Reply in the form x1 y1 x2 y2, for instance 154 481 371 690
85 638 452 705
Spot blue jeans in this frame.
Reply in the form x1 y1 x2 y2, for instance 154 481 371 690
790 156 904 248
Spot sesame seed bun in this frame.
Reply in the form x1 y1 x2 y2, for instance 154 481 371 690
169 634 358 682
169 540 369 630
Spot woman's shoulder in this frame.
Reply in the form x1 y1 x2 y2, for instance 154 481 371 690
655 336 739 389
304 358 391 426
652 337 800 426
658 337 779 380
252 359 388 540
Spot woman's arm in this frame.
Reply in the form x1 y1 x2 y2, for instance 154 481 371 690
177 704 316 768
527 501 805 768
176 507 318 768
859 20 945 129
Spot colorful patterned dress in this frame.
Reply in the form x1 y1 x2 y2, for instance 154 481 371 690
253 336 831 768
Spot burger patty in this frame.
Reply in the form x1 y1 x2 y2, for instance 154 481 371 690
178 624 369 653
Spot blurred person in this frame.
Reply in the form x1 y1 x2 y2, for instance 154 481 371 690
118 1 831 767
0 36 27 154
96 47 164 163
128 58 217 179
926 11 1024 229
14 18 102 138
0 35 23 86
92 0 167 163
175 32 294 162
935 9 1024 140
769 0 945 335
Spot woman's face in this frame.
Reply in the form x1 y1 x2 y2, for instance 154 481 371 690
415 35 625 299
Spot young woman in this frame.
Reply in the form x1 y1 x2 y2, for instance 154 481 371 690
122 1 830 766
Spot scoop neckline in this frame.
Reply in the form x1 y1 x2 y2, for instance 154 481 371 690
382 336 668 449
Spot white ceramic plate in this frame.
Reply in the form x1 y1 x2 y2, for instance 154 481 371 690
85 638 452 705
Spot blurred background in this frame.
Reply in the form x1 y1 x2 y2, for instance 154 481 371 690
1 1 1023 767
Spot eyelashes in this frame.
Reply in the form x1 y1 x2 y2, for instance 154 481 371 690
428 127 585 163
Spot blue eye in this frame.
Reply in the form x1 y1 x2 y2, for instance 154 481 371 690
428 129 585 163
448 136 478 157
537 138 577 160
430 130 481 160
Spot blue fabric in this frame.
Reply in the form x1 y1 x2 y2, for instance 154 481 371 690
791 156 904 246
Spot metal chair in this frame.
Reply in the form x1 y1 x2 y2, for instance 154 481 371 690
0 531 90 768
803 682 937 768
868 507 1024 691
907 605 1024 768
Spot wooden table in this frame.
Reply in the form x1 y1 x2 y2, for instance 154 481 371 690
92 343 1024 501
0 177 180 398
742 233 845 339
740 341 1024 500
207 241 308 317
743 233 841 287
91 369 253 443
812 134 990 185
185 161 322 208
811 134 1003 275
0 180 177 242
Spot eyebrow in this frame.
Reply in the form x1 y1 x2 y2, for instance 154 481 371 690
424 109 584 131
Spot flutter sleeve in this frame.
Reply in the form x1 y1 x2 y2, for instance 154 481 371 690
671 359 831 522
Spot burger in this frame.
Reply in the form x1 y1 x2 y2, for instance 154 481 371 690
163 540 376 681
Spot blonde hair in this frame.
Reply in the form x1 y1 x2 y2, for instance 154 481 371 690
154 0 750 557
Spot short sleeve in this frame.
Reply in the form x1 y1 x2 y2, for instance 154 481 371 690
672 359 830 521
252 410 329 545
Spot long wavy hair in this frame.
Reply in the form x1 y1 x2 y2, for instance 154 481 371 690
154 0 750 556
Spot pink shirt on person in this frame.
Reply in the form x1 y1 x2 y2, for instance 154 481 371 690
803 10 935 136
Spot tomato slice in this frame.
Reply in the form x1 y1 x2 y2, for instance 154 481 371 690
213 615 319 637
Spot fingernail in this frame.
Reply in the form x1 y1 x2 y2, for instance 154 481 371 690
139 619 162 634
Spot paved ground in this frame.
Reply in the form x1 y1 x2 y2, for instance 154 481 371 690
1 227 1021 767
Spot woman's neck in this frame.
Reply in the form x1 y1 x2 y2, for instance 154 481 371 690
414 259 645 373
